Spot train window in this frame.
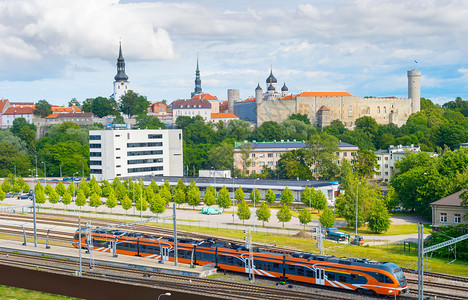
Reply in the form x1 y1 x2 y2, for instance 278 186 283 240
256 263 262 269
237 260 243 267
306 270 314 277
288 265 295 271
273 263 280 269
379 274 394 284
328 273 335 280
297 267 304 276
351 274 359 280
339 275 347 283
265 264 271 271
219 255 226 262
228 257 234 264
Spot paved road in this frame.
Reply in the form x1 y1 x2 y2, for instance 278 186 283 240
1 197 430 244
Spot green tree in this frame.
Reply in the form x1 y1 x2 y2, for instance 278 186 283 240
217 186 231 211
353 149 379 178
264 189 276 205
62 190 72 208
12 181 21 193
276 204 292 228
175 179 187 194
48 190 60 207
150 193 166 215
2 180 11 193
22 182 30 193
35 181 44 193
256 201 271 226
79 178 90 198
55 182 66 196
234 187 245 203
236 199 251 224
67 182 76 197
44 184 53 196
174 188 186 208
250 187 261 206
119 90 150 117
33 99 52 118
82 96 118 118
112 115 125 125
135 194 148 212
298 208 312 229
238 142 252 176
75 190 87 210
135 115 167 129
288 113 311 125
319 206 335 228
160 186 172 205
105 190 117 213
186 184 201 209
366 198 391 233
0 186 4 201
89 193 101 212
121 194 132 214
306 132 340 180
208 141 234 170
89 176 102 196
68 98 80 107
276 148 312 180
203 186 215 206
310 188 327 212
149 179 159 193
101 180 113 198
35 189 46 204
280 187 293 205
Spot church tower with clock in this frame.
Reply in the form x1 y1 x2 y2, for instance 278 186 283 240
113 42 130 101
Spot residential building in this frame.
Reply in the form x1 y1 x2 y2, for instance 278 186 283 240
50 105 81 114
88 129 183 181
148 102 167 116
233 140 358 175
210 113 239 124
430 190 468 228
172 98 212 122
374 144 421 182
0 99 11 127
42 112 96 126
2 105 34 127
192 93 220 114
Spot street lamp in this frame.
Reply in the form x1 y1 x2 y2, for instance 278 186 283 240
73 172 79 213
11 162 16 178
355 182 361 239
253 178 259 232
158 292 171 300
211 167 216 205
42 161 46 178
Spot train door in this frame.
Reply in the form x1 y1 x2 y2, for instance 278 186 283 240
316 268 325 285
161 247 170 262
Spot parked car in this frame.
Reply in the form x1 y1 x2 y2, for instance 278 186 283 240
18 194 33 200
326 227 350 241
201 207 222 215
350 235 365 246
74 177 81 182
62 177 70 182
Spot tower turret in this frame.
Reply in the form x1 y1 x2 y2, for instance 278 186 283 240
191 57 202 97
407 69 421 114
266 67 277 90
113 42 130 101
255 83 263 104
281 82 288 97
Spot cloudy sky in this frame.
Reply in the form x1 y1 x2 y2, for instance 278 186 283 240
0 0 467 106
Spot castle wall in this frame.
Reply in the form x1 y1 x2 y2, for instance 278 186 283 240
257 96 414 128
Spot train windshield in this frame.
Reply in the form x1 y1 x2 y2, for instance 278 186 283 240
394 269 406 286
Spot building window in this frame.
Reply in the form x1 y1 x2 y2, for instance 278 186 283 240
268 153 273 158
127 142 163 148
336 152 340 156
384 172 388 175
90 144 101 148
454 214 461 224
115 134 120 137
276 153 281 158
343 152 347 157
128 158 163 164
251 162 256 167
259 153 265 158
116 148 120 151
440 213 447 223
90 160 102 165
252 154 256 158
260 162 265 166
89 135 101 140
128 166 163 173
268 161 273 166
127 150 163 156
148 134 162 139
385 164 389 168
90 152 102 157
90 169 102 174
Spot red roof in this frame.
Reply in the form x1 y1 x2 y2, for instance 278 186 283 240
10 102 34 107
0 99 8 112
211 113 238 119
45 113 59 119
172 98 211 109
191 93 218 101
318 105 330 111
243 97 256 103
56 112 94 118
3 106 33 115
51 105 81 113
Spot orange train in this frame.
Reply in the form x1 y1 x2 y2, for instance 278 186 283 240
73 229 408 296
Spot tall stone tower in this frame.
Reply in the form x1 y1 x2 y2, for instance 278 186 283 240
113 42 130 101
407 69 421 114
227 89 240 113
191 58 202 98
255 83 263 104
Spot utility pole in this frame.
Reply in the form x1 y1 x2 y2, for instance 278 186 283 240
244 228 254 282
173 203 178 267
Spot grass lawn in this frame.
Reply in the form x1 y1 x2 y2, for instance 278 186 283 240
151 222 468 277
337 224 432 236
0 285 80 300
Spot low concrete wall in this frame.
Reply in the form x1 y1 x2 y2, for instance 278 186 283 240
0 264 220 300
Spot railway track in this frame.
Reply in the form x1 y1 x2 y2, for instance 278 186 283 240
0 250 351 300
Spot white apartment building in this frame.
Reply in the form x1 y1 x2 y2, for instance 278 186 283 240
89 129 183 181
374 144 421 182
